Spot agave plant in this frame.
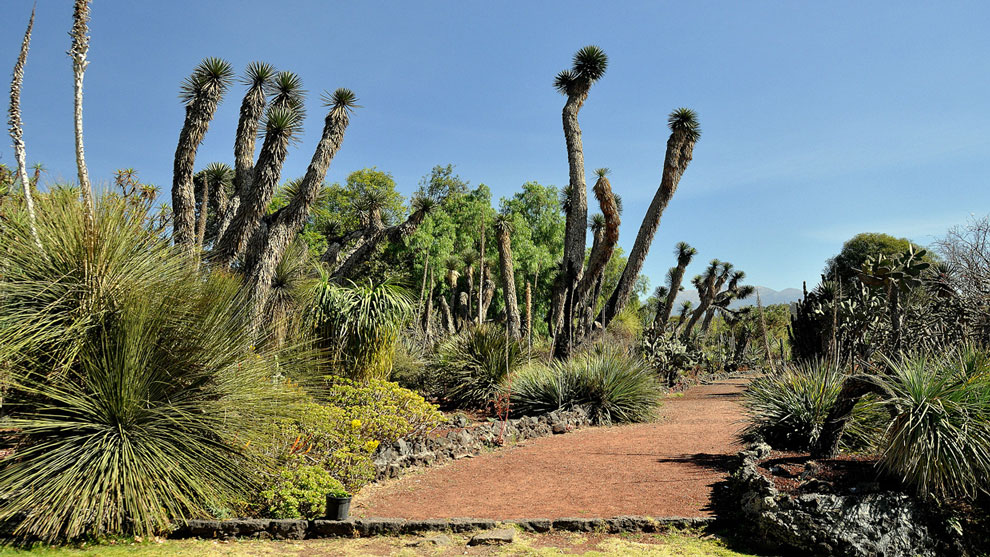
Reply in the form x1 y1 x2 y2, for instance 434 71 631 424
0 194 298 541
875 347 990 500
431 324 523 409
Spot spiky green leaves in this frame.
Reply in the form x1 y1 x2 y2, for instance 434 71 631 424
588 213 606 232
203 161 233 182
411 194 437 214
594 167 610 178
180 57 234 104
554 45 608 95
493 212 514 235
263 105 303 138
675 242 697 266
270 71 306 118
242 61 276 88
322 88 360 119
668 107 701 142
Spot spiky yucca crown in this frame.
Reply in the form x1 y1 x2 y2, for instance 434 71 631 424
554 45 608 95
322 88 360 118
203 162 233 182
180 57 234 104
242 61 276 88
262 105 303 137
668 108 701 142
675 241 697 265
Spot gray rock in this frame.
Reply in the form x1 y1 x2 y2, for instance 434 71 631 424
551 422 567 434
552 517 605 532
468 528 515 545
268 519 307 540
182 519 221 538
355 518 404 536
447 518 497 532
220 519 270 539
509 518 552 533
310 519 356 537
400 519 449 534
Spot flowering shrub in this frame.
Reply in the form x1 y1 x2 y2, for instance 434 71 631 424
255 378 444 516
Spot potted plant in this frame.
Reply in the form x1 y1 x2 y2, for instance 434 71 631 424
325 485 352 520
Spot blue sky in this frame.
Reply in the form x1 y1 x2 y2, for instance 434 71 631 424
3 1 989 292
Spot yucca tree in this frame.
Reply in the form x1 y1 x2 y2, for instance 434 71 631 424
549 45 608 343
650 285 670 329
681 259 721 340
672 300 694 335
244 89 358 328
554 167 620 358
494 213 521 338
702 272 755 334
213 103 302 269
213 62 276 241
194 162 232 250
658 242 697 330
171 57 234 248
600 108 701 329
7 6 40 245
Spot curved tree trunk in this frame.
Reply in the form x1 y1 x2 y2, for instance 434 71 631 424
659 265 688 329
495 224 521 339
8 7 40 247
195 174 209 250
812 375 892 459
172 88 227 248
599 130 696 329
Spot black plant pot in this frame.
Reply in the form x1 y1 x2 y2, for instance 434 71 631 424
326 495 352 520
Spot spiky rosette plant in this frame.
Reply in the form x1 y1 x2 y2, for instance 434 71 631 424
0 194 301 542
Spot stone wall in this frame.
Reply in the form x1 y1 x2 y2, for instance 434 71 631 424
372 407 591 481
725 443 964 557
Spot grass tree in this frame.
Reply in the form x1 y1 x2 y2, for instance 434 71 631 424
658 242 697 330
7 6 40 245
599 109 701 330
171 57 234 248
494 213 522 338
549 45 608 351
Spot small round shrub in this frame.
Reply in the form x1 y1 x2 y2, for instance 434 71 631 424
431 324 522 409
511 348 662 425
259 465 346 519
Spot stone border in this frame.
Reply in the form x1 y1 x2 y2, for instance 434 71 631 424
171 516 714 540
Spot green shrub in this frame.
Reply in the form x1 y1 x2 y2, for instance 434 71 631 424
642 335 697 387
0 195 295 541
431 324 522 409
876 348 990 500
259 465 346 519
741 359 881 451
511 348 662 425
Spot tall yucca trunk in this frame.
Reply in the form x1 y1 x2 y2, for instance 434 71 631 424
600 129 696 329
245 102 352 330
195 174 209 250
549 85 591 355
423 269 435 339
524 280 532 345
659 265 687 329
212 122 292 269
173 99 226 248
495 224 521 339
478 224 486 325
8 8 40 246
70 0 94 221
233 82 268 199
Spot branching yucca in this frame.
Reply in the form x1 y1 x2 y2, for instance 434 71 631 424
0 195 298 541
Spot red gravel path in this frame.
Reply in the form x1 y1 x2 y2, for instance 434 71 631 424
352 378 747 519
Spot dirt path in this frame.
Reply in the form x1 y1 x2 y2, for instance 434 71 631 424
353 378 747 519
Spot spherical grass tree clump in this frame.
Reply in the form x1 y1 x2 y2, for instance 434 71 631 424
511 347 663 425
0 193 305 542
430 324 523 409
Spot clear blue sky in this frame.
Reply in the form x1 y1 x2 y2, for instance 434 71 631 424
3 1 989 292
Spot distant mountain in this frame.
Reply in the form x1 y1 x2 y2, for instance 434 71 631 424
671 286 802 309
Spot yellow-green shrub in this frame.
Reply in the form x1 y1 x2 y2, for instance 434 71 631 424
259 465 346 519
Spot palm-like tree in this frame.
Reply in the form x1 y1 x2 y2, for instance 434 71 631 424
650 285 670 329
195 162 232 250
600 108 701 329
549 45 608 349
672 300 694 335
658 242 697 330
172 57 234 248
494 213 521 338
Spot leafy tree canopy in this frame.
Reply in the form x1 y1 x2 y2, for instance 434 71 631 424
824 232 930 285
